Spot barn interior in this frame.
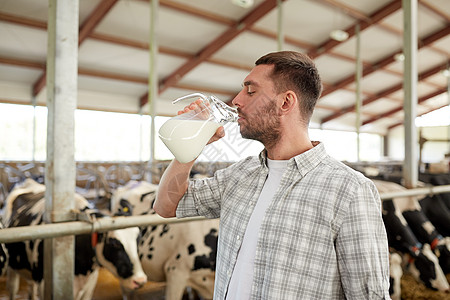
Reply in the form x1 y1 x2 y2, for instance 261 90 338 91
0 0 449 299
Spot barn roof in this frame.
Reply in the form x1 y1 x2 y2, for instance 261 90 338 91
1 0 449 135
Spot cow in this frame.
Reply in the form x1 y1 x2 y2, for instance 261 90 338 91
419 192 450 237
3 178 147 300
373 179 449 292
433 237 450 274
396 194 450 276
402 194 450 275
389 251 403 300
375 180 450 275
111 180 218 300
0 221 8 276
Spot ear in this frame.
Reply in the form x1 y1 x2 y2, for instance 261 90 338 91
279 91 297 115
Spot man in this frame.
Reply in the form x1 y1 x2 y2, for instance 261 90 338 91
154 51 391 299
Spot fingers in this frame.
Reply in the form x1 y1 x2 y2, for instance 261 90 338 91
177 99 211 118
207 126 225 145
217 126 225 138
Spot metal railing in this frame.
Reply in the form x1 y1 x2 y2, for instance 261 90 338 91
0 214 206 243
378 184 450 200
0 184 449 244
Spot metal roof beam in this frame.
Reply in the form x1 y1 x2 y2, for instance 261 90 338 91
0 9 395 80
308 0 402 58
326 63 445 124
320 24 450 124
140 0 284 107
387 88 449 129
0 12 47 29
32 0 118 97
0 55 239 98
364 86 448 126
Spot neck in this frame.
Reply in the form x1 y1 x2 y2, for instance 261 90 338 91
265 124 313 160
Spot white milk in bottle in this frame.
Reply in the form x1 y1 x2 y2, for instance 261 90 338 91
159 118 221 163
159 93 237 163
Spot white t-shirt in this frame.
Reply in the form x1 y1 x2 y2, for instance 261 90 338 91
226 158 288 300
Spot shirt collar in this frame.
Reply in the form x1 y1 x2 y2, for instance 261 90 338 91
258 141 327 177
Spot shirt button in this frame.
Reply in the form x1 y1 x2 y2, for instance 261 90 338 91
237 235 240 241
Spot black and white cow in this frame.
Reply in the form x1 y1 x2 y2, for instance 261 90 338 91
418 175 450 274
391 191 450 275
0 221 8 277
418 174 450 235
111 180 218 300
419 193 450 238
3 178 147 299
402 194 450 275
373 180 449 292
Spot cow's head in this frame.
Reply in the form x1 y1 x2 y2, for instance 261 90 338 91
95 227 147 291
110 181 158 216
406 243 449 292
434 237 450 274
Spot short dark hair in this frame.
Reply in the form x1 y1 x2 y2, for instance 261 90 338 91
255 51 322 123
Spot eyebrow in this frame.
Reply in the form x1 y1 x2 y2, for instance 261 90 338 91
242 80 259 87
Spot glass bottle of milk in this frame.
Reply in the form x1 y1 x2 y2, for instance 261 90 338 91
158 93 238 163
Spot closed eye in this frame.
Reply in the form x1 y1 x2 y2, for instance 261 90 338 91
242 80 256 96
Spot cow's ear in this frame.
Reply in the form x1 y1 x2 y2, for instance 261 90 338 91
78 208 104 222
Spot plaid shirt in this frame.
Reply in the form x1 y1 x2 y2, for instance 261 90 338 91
177 142 391 299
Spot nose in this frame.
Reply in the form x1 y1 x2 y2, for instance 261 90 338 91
132 276 147 289
231 90 243 107
231 96 238 107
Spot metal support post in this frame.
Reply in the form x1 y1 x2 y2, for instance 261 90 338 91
32 96 37 162
355 24 362 162
402 0 418 188
447 63 450 156
147 0 159 183
277 0 284 51
44 0 79 298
